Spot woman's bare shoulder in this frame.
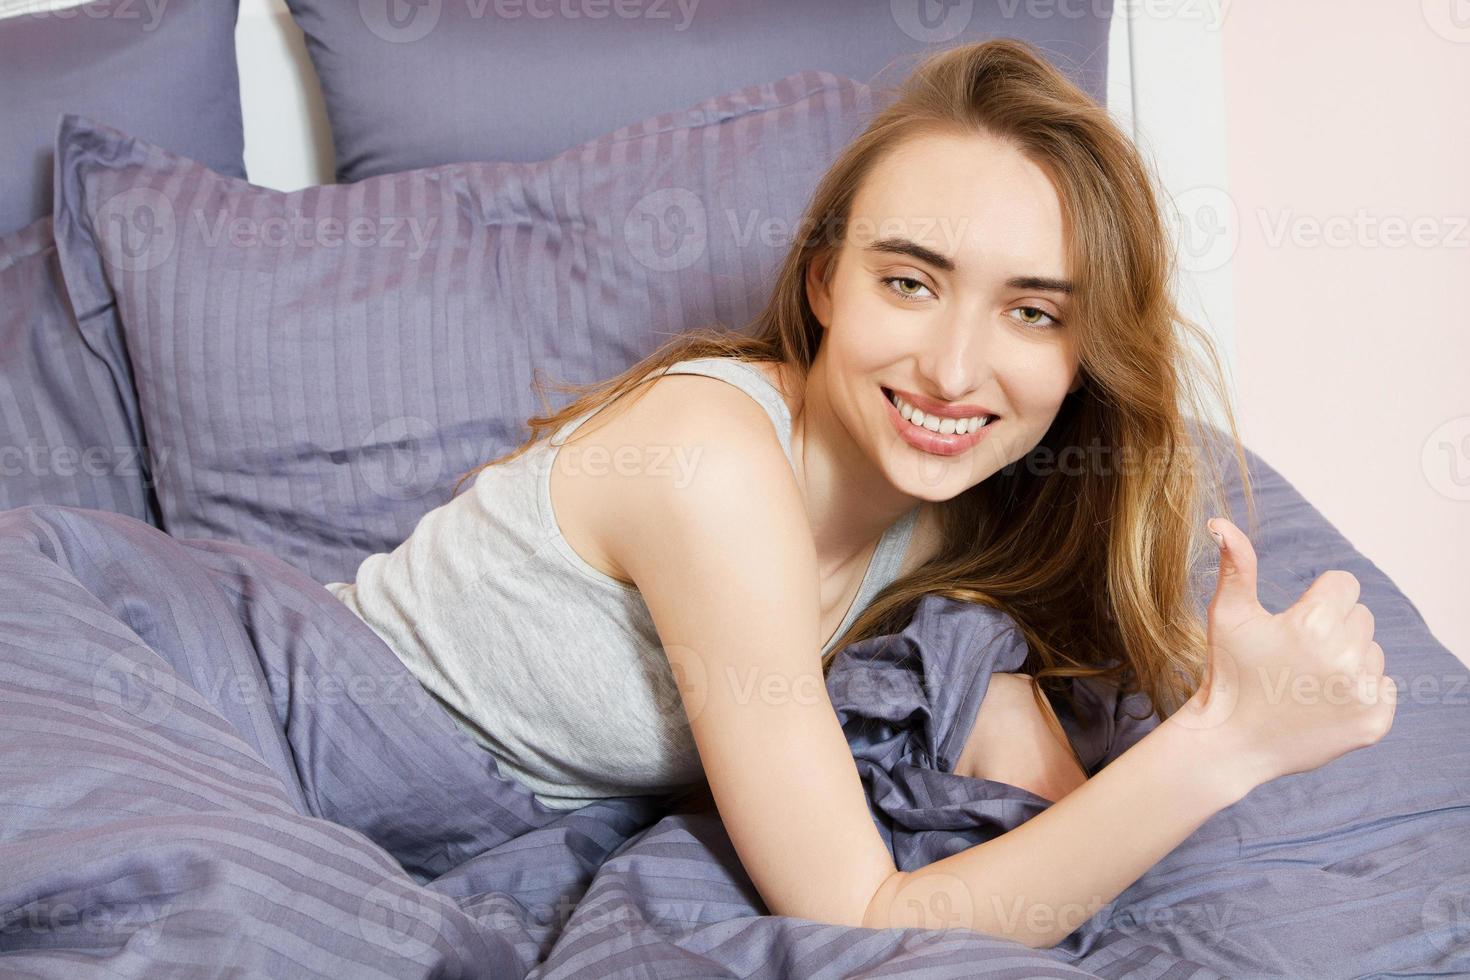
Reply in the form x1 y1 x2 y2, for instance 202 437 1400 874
549 365 797 585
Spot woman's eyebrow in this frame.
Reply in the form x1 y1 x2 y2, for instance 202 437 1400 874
862 236 1074 294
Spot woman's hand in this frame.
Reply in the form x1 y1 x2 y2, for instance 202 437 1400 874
1173 517 1397 787
955 671 1089 804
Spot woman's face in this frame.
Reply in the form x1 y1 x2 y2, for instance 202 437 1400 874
807 128 1082 501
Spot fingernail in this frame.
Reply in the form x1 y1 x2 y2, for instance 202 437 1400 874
1208 521 1225 550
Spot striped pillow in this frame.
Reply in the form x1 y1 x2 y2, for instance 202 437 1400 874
0 0 245 236
0 216 157 523
51 71 872 583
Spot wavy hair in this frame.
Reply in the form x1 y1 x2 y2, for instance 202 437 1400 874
449 38 1257 770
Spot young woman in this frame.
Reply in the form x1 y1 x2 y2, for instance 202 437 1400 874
326 39 1394 948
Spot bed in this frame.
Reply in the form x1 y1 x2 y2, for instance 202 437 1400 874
2 2 1467 977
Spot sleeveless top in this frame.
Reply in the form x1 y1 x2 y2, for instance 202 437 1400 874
324 357 921 810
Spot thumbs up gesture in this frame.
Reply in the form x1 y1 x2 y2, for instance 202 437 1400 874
1173 518 1397 786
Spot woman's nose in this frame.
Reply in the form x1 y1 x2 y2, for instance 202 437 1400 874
915 310 995 400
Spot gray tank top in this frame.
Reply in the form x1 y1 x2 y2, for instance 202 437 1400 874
324 356 921 810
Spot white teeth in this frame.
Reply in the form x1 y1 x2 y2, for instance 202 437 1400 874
887 389 992 436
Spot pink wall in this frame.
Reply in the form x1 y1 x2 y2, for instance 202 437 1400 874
1220 2 1470 667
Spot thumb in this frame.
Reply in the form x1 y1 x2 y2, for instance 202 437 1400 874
1207 517 1261 628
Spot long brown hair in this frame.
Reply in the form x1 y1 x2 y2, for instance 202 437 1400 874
450 38 1256 763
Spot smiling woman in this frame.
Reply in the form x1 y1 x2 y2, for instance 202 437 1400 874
801 124 1085 495
324 36 1259 948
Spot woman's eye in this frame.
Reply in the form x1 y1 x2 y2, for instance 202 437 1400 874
880 275 933 303
1009 306 1064 329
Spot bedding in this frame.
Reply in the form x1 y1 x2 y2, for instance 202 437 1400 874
0 216 157 523
0 0 243 522
282 0 1113 181
2 431 1467 979
51 73 877 585
0 0 245 235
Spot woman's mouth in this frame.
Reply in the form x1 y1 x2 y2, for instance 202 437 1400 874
881 386 997 457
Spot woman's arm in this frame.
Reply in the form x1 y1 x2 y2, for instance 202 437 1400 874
603 378 901 927
864 712 1253 946
594 376 1261 947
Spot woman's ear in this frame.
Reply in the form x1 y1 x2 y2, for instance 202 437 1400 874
805 251 835 330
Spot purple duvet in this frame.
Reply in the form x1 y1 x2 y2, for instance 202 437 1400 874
2 442 1468 978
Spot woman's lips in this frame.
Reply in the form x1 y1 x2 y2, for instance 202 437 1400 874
882 386 996 457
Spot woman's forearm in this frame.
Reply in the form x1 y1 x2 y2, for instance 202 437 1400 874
862 712 1260 949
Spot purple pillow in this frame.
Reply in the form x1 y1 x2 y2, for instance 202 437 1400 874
51 71 874 583
0 216 157 523
0 0 245 236
284 0 1112 181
